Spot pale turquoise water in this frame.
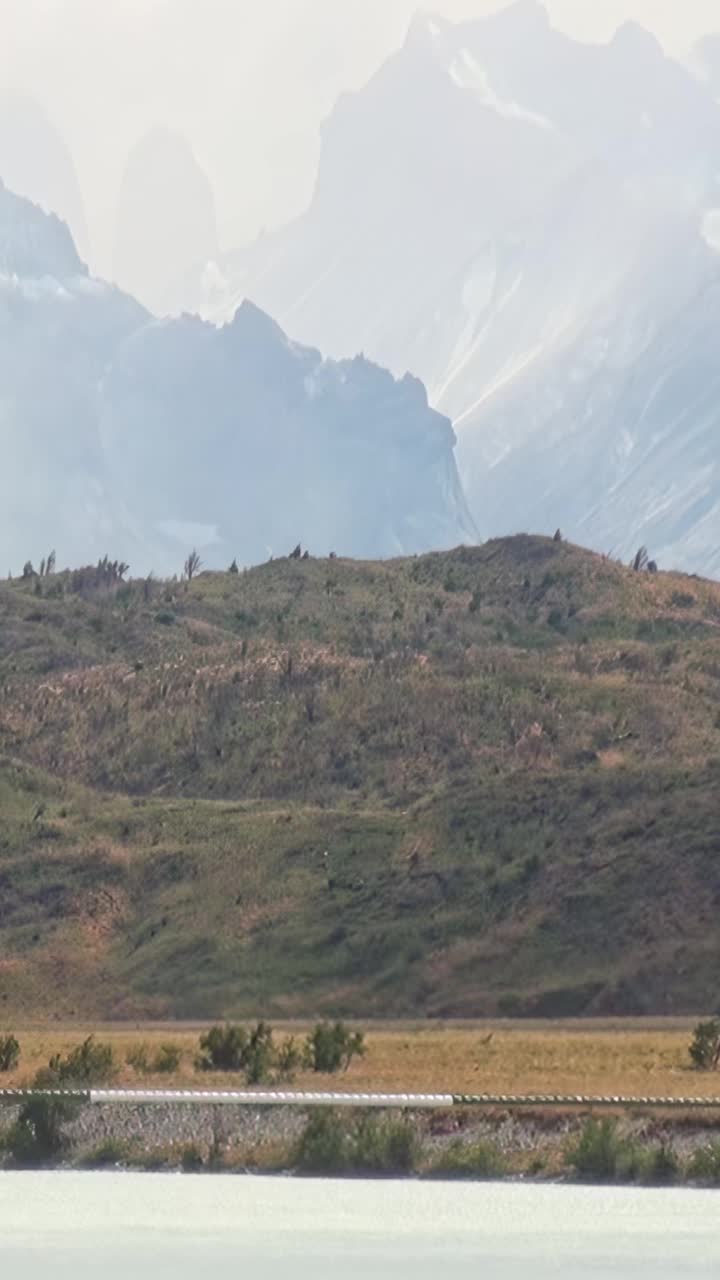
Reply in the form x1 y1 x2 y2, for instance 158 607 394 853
0 1173 718 1277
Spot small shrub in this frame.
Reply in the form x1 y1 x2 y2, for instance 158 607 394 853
7 1095 81 1167
0 1034 20 1073
633 1144 679 1186
275 1036 302 1082
429 1139 506 1181
689 1019 720 1071
197 1024 249 1073
153 1044 182 1075
197 1022 275 1084
566 1118 631 1183
295 1110 420 1176
294 1111 351 1174
35 1036 116 1087
243 1022 276 1085
688 1143 720 1185
353 1114 420 1174
79 1139 130 1169
181 1144 205 1172
126 1044 150 1074
304 1023 366 1074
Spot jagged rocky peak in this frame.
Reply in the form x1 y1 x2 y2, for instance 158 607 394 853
611 21 663 57
405 11 452 48
114 126 219 315
0 179 86 280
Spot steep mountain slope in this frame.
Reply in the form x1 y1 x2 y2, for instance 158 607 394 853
190 2 720 576
2 537 720 1019
0 180 474 575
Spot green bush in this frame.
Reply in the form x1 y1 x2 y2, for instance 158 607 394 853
7 1095 81 1167
295 1111 351 1174
154 1044 182 1074
181 1143 205 1172
688 1143 720 1185
566 1118 633 1183
79 1139 130 1169
428 1139 506 1181
35 1036 116 1087
243 1023 276 1085
633 1144 680 1186
197 1022 275 1084
126 1044 150 1074
0 1034 20 1073
304 1023 366 1074
689 1019 720 1071
294 1110 420 1176
126 1042 182 1075
197 1024 249 1072
275 1036 302 1082
353 1114 420 1174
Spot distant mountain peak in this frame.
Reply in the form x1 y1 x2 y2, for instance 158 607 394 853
405 11 451 47
0 179 86 281
611 21 663 60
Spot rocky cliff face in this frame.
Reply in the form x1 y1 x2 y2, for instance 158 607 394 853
0 183 474 575
190 2 720 575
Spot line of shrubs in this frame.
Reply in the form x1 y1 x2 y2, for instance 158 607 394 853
0 1021 366 1087
6 1108 720 1186
4 1018 720 1082
0 1022 366 1167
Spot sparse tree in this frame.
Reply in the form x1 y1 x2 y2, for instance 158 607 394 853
228 558 239 575
303 1022 366 1074
0 1033 20 1072
184 549 202 581
22 560 36 579
632 546 650 573
689 1019 720 1071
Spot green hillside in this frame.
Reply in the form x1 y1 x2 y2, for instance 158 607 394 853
2 536 720 1019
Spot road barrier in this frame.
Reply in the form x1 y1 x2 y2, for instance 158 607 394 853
3 1088 720 1111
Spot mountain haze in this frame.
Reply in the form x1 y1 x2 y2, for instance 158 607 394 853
0 180 474 575
191 1 720 575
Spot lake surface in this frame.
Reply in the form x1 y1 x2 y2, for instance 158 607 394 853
0 1173 718 1278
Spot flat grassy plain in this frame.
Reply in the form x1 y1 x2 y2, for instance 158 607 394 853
3 1022 718 1100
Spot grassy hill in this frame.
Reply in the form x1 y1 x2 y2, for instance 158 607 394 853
2 535 720 1020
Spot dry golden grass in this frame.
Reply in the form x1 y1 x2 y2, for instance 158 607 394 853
3 1023 717 1099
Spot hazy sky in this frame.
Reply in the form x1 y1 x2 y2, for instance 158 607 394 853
3 0 720 274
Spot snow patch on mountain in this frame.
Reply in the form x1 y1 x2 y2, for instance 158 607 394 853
449 49 554 131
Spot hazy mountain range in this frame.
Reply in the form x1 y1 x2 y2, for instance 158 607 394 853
4 1 720 574
175 1 720 575
0 180 474 575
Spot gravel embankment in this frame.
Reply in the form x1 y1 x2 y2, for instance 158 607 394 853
2 1102 720 1168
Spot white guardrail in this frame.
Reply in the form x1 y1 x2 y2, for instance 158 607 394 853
3 1089 720 1110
